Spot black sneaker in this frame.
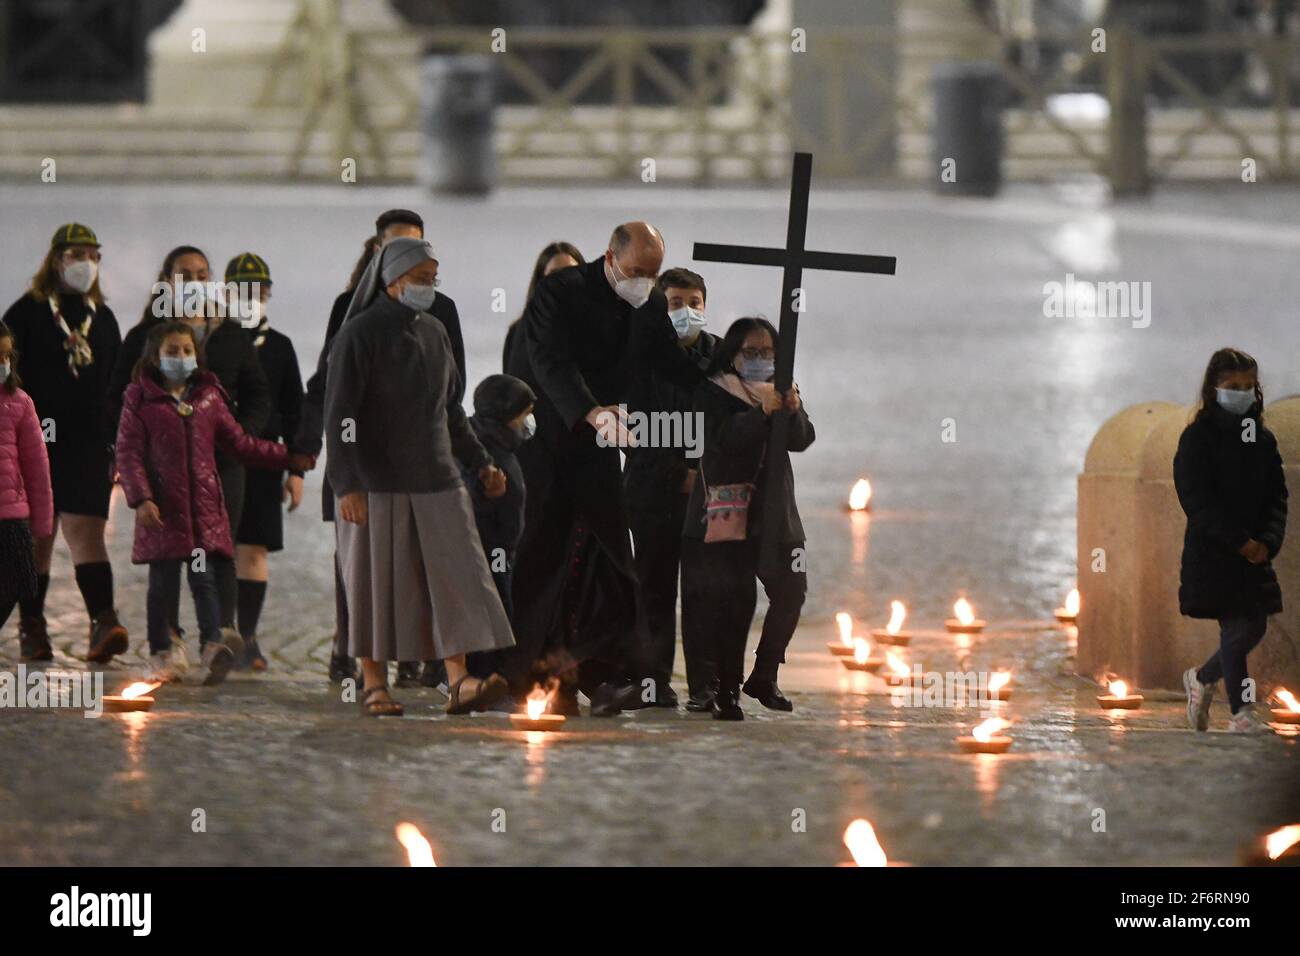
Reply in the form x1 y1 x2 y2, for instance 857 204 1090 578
19 616 53 662
419 660 447 689
328 652 357 684
395 662 422 687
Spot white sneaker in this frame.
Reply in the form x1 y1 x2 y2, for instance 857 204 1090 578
145 649 182 684
1183 667 1213 731
1227 705 1273 734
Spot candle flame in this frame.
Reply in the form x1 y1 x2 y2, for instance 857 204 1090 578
1108 679 1129 698
852 637 871 664
1275 688 1300 713
988 671 1010 693
886 600 906 635
1064 588 1080 616
884 650 909 678
843 818 888 867
835 611 854 647
848 478 872 511
972 717 1010 743
953 598 975 626
119 682 160 700
1265 824 1300 860
525 685 549 720
395 823 436 867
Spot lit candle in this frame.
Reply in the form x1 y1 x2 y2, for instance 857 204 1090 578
1096 678 1143 710
871 600 912 646
842 818 887 866
847 478 872 512
945 597 985 634
1054 588 1081 624
102 681 160 714
840 637 884 673
828 611 857 657
984 670 1012 702
957 716 1013 754
1238 823 1300 866
509 685 567 731
882 650 917 687
1271 688 1300 725
395 822 436 867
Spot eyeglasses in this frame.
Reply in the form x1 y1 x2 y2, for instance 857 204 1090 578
739 347 775 361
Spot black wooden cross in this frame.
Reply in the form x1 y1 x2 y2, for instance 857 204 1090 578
693 152 897 572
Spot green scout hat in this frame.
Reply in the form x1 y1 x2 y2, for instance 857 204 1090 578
225 252 271 285
51 223 100 248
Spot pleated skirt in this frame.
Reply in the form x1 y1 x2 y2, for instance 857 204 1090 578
335 488 516 662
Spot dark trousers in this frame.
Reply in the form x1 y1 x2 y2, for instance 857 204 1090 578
629 495 690 691
148 559 222 654
679 536 806 692
215 460 246 630
1196 615 1268 714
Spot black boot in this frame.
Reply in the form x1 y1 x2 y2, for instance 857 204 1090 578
711 685 744 721
328 651 357 684
86 608 129 663
19 616 53 662
743 677 793 712
394 661 422 688
589 680 645 717
419 659 447 689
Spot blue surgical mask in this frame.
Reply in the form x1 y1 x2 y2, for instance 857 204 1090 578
399 282 437 312
1215 387 1255 415
0 362 8 384
669 306 707 339
517 412 536 441
737 357 775 382
160 355 197 383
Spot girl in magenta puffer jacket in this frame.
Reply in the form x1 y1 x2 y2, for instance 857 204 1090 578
0 324 54 656
115 322 313 684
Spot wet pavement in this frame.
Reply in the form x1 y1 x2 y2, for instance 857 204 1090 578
2 181 1299 864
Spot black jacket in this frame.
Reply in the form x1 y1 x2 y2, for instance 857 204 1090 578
623 330 717 516
683 377 815 543
2 291 120 450
459 416 526 564
248 325 304 474
109 315 270 440
299 287 466 519
1173 403 1287 619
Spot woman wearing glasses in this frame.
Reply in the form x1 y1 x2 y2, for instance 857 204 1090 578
1 223 128 663
680 317 815 721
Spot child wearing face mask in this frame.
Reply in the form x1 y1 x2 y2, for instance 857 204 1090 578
0 324 54 643
115 322 314 685
1175 348 1286 734
460 375 536 663
680 317 814 721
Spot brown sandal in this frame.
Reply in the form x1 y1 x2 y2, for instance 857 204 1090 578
446 673 509 715
361 684 404 718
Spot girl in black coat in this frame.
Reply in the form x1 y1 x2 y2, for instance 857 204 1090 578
1175 348 1286 734
680 317 814 720
1 223 128 663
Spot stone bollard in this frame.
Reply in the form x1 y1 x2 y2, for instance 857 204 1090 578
1079 399 1300 694
1077 402 1183 683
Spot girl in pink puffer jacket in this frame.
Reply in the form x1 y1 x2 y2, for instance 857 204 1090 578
115 321 314 684
0 324 54 658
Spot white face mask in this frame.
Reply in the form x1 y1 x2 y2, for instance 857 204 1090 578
62 259 98 294
1215 387 1255 415
399 281 437 312
609 256 654 309
668 306 706 339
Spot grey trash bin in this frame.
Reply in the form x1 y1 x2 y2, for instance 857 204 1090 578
420 54 495 194
931 62 1004 197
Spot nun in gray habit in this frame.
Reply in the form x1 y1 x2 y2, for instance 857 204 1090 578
325 237 514 717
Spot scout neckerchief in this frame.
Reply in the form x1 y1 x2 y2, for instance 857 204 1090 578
251 312 270 348
48 294 95 377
